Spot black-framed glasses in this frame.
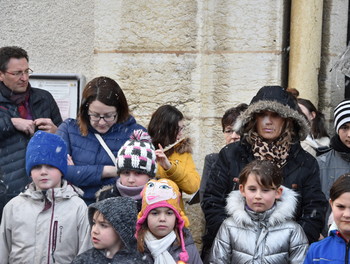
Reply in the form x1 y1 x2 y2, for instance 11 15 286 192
5 68 33 78
88 113 117 122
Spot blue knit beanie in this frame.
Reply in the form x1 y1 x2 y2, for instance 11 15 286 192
25 131 67 177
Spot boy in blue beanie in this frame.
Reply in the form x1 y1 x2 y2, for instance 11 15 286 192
0 131 91 263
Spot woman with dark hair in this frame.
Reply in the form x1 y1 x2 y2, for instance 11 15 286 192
147 105 200 210
202 86 327 263
298 98 330 156
57 76 145 204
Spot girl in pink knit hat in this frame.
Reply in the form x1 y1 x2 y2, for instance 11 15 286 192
136 179 202 264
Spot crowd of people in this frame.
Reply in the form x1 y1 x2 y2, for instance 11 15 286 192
1 45 350 263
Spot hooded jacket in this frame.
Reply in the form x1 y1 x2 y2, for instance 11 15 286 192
202 86 327 256
0 180 91 264
0 83 62 201
209 187 308 264
56 116 145 204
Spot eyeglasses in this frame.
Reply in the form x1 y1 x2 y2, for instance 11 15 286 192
5 68 33 78
88 113 117 122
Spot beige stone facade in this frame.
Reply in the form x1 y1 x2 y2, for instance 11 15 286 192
1 0 349 250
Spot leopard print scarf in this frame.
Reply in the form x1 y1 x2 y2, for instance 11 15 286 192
251 132 290 168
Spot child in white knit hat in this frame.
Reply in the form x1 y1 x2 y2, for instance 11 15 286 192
96 129 157 211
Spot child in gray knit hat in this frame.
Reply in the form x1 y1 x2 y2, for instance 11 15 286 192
96 129 157 211
71 197 149 263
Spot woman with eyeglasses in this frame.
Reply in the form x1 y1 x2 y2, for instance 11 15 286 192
147 105 201 211
56 76 145 204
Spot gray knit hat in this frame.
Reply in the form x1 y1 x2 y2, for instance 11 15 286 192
117 129 157 177
88 197 138 250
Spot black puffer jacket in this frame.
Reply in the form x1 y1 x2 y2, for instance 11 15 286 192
201 86 327 259
0 83 62 201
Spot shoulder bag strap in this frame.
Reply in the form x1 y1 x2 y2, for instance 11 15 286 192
94 133 118 167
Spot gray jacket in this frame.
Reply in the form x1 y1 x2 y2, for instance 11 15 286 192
209 187 308 264
317 149 350 200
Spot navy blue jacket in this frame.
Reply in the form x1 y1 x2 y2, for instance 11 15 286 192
0 83 62 201
56 116 145 204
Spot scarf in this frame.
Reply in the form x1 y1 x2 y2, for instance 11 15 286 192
0 81 32 119
330 134 350 161
116 178 143 200
251 132 290 168
145 230 177 264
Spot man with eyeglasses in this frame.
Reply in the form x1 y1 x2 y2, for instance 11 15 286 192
0 46 62 218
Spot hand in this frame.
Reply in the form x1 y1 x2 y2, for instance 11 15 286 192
11 118 35 135
155 144 171 170
67 154 74 165
102 165 118 178
34 118 58 133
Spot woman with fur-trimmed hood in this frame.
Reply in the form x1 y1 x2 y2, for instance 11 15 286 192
202 86 327 261
148 105 200 211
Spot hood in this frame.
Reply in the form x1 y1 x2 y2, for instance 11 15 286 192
225 186 298 227
234 86 309 142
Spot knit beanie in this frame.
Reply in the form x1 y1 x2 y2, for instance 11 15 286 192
25 131 67 177
234 85 309 142
117 129 157 177
334 99 350 134
88 197 138 251
136 179 190 262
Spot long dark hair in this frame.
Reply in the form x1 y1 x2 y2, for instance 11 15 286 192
78 76 129 136
147 105 183 155
297 98 329 139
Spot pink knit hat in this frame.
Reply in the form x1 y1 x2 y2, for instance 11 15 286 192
136 179 189 262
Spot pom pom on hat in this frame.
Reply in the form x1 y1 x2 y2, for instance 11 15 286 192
136 179 189 262
334 99 350 134
117 129 157 177
25 131 67 177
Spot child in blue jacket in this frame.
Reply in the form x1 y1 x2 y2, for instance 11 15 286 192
304 173 350 263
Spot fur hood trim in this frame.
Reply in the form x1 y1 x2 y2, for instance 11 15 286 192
225 186 298 227
234 100 309 142
174 137 193 154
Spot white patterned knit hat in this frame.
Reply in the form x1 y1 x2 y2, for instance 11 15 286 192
117 129 157 177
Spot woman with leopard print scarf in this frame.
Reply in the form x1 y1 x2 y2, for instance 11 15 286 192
201 86 327 262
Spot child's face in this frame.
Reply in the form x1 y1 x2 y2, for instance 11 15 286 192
147 207 176 239
338 122 350 148
239 173 282 213
31 165 62 191
330 192 350 242
120 170 150 187
91 211 122 257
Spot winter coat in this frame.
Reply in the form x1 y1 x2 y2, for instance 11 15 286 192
0 180 91 264
317 149 350 201
96 184 143 211
303 230 350 264
71 247 148 264
202 87 327 256
301 135 330 157
142 228 203 264
199 153 219 203
56 117 145 204
156 138 201 210
0 83 62 201
209 187 309 264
